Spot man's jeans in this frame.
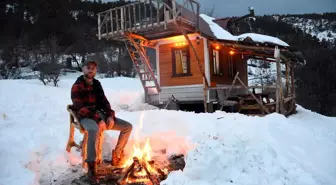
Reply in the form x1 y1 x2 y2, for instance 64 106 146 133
80 113 132 163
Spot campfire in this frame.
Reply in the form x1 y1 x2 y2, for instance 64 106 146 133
118 138 170 185
94 137 185 185
94 136 186 185
92 113 187 185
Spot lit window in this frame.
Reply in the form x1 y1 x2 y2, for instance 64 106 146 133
172 46 191 76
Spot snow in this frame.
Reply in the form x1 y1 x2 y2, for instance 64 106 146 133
199 14 237 41
0 75 336 185
237 33 289 47
200 14 290 47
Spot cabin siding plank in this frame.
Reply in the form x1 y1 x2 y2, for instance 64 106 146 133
160 85 204 101
148 85 204 103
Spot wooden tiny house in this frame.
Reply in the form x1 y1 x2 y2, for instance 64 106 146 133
97 0 306 116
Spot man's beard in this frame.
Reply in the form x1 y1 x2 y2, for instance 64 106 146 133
84 73 94 79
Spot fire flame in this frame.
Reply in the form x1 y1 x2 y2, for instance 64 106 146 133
120 112 170 184
122 137 170 184
122 137 152 168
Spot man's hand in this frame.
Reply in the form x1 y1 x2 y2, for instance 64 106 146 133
98 120 106 131
106 116 115 129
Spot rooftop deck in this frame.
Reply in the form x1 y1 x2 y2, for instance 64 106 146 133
97 0 200 41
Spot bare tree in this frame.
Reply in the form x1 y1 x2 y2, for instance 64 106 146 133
39 35 61 64
34 62 62 86
32 35 64 86
0 41 22 79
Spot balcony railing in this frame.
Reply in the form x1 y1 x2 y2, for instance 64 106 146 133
97 0 200 40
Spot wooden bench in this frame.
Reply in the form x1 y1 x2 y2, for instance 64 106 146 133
66 104 104 169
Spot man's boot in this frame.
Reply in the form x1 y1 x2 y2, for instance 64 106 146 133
87 161 99 184
111 149 124 166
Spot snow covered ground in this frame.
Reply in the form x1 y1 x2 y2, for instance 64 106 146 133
0 74 336 185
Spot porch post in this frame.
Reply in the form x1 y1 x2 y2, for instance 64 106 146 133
121 6 124 30
285 61 290 96
275 46 283 114
291 64 295 98
172 0 177 19
203 78 208 113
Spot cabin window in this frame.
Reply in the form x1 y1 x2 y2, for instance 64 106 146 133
212 49 223 75
172 46 191 77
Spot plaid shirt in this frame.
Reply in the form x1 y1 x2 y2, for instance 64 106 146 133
71 75 115 123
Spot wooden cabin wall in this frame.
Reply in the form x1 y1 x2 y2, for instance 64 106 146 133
208 44 248 86
159 38 205 86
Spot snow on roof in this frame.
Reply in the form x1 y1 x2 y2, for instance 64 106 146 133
199 14 237 41
199 14 289 47
236 33 289 47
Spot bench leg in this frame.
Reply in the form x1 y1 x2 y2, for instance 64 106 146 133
66 116 78 152
96 129 104 165
82 131 88 169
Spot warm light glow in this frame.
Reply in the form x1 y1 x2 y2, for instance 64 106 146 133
119 113 172 184
151 33 199 42
121 137 168 180
215 45 220 50
229 50 235 55
121 136 169 183
175 41 187 47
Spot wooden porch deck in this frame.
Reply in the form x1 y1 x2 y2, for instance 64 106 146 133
206 73 296 116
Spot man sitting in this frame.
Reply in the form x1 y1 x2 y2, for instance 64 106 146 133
70 61 133 183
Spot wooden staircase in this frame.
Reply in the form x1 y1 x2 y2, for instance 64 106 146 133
124 33 160 100
238 93 276 115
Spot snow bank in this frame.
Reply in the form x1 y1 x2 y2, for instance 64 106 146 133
200 14 290 47
0 76 335 185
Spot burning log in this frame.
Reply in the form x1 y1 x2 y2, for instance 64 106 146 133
117 157 139 184
117 157 162 185
99 154 186 185
68 154 186 185
140 160 160 185
74 136 187 185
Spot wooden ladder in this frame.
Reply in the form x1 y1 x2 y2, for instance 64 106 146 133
124 33 161 99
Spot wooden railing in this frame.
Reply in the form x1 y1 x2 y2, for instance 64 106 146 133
97 0 200 39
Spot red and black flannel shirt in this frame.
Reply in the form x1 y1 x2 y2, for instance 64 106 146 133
71 75 115 123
